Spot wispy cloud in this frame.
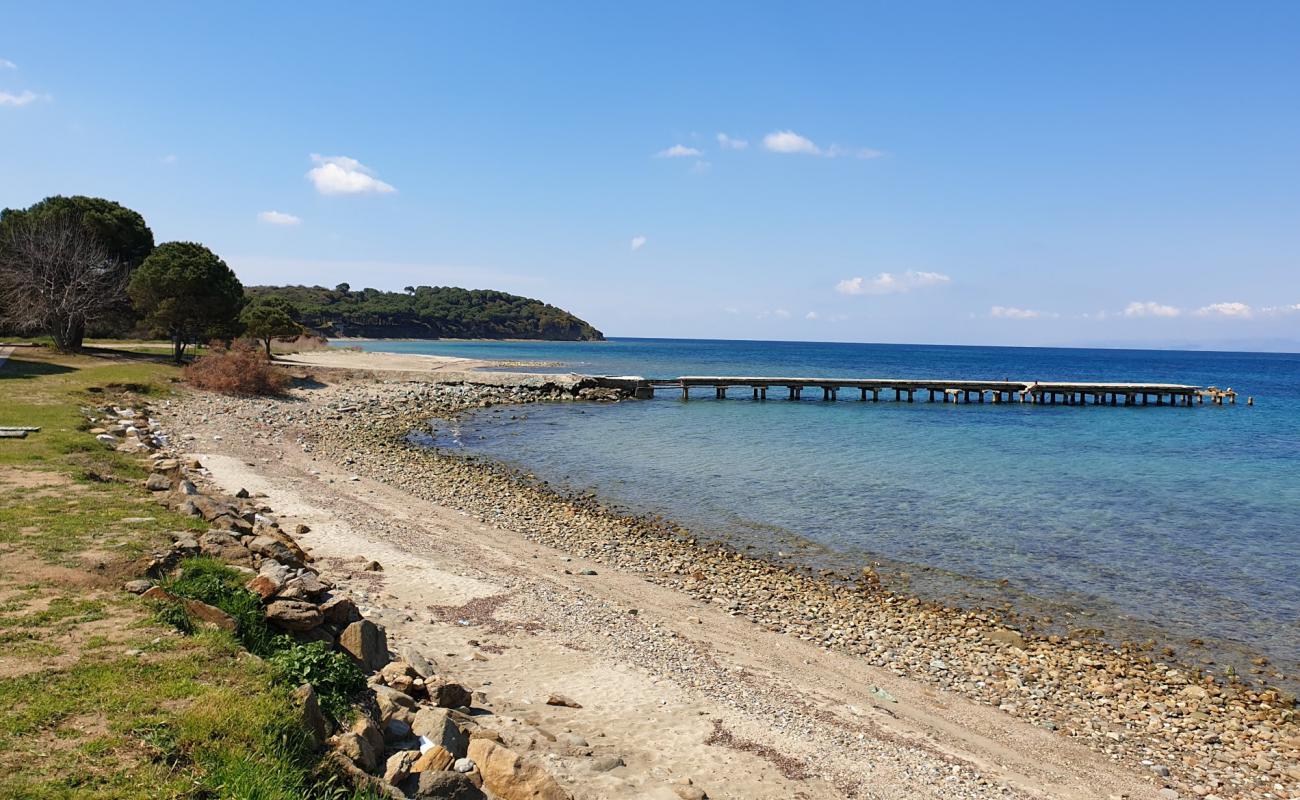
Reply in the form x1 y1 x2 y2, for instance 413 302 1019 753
763 130 882 159
306 154 395 195
0 90 40 107
774 308 791 318
0 59 16 70
716 132 748 150
656 144 702 158
1262 303 1300 315
991 306 1055 319
160 154 178 165
1196 301 1253 318
805 311 819 320
630 235 646 251
835 270 950 296
258 210 301 226
1123 301 1181 318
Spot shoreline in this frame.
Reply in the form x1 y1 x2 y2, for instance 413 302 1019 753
164 371 1300 798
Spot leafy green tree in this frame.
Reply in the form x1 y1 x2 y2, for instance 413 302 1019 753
0 195 154 348
128 242 244 362
240 296 302 358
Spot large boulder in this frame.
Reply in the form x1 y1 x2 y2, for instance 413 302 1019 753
141 586 237 633
339 619 389 672
265 599 323 631
320 594 362 625
384 750 419 786
467 739 569 800
334 731 380 773
411 707 468 758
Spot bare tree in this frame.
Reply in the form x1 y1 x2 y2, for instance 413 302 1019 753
0 215 125 351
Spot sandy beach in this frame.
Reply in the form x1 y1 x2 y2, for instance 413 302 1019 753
151 352 1299 799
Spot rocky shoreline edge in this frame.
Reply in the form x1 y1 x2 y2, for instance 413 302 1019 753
165 374 1300 799
98 397 580 800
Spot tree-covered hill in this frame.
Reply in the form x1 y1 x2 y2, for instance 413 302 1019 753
245 284 604 341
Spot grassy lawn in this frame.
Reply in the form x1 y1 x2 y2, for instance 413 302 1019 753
0 346 367 799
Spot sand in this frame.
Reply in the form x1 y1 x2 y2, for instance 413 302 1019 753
163 357 1172 799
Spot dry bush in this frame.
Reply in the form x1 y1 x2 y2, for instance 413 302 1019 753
185 339 288 395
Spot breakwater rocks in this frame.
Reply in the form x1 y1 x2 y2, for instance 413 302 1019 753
167 379 1300 799
99 397 578 800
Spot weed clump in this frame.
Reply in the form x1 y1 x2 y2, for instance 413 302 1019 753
185 339 287 395
270 642 366 721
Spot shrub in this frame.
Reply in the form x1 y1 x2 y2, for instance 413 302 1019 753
185 339 287 395
269 642 366 721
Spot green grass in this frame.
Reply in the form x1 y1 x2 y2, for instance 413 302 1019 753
0 347 380 799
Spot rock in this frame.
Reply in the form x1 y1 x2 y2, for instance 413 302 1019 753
453 758 475 773
199 530 253 565
673 786 707 800
401 646 437 679
467 739 569 800
412 707 469 757
235 487 250 498
352 715 386 768
265 599 323 631
411 745 455 773
384 716 413 742
145 473 172 492
590 755 624 772
171 536 200 556
400 769 486 800
986 628 1025 649
141 586 237 633
248 535 305 568
123 579 152 594
246 573 284 601
545 694 582 709
295 523 311 535
339 619 390 672
431 681 473 709
177 479 198 495
320 594 362 625
334 731 380 773
293 683 329 748
364 560 383 571
385 750 419 785
374 684 419 721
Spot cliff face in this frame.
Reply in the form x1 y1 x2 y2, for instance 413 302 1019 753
246 284 604 341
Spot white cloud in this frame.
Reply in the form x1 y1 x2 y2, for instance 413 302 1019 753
1196 301 1253 318
991 306 1054 319
716 132 748 150
630 235 646 251
763 130 821 155
306 154 395 195
0 59 16 70
655 144 701 158
723 306 740 315
161 154 178 165
763 130 882 159
774 308 791 318
1123 301 1181 318
835 270 950 296
805 311 819 320
0 90 39 107
258 210 302 226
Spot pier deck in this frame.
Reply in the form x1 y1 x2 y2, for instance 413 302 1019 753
631 376 1240 406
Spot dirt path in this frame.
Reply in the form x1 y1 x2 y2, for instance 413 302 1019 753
180 430 1163 799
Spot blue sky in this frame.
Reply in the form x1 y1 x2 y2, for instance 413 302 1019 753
3 2 1299 347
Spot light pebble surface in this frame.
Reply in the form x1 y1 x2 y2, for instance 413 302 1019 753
162 371 1300 800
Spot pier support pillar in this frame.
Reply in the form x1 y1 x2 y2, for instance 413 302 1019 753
716 387 726 400
929 389 936 402
907 389 915 402
760 387 767 401
860 387 868 401
871 389 879 402
894 388 902 401
682 386 689 401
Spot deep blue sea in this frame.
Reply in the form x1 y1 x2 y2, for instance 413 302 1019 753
360 338 1300 677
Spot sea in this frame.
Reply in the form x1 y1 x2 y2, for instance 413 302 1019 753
357 337 1300 680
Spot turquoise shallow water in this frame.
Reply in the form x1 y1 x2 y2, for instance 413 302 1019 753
362 338 1300 676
